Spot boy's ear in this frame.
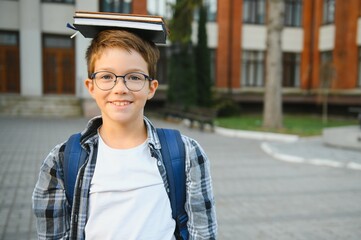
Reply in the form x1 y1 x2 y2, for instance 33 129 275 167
84 78 96 98
147 79 158 100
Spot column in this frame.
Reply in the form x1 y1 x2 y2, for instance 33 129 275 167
132 0 147 15
216 0 241 90
333 0 359 89
19 0 41 96
300 0 313 90
75 0 97 98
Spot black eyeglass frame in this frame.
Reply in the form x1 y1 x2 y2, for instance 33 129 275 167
90 71 153 92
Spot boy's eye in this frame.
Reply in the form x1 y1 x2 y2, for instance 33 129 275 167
127 73 143 81
100 74 114 80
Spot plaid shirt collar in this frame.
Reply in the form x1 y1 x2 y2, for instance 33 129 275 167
79 115 162 150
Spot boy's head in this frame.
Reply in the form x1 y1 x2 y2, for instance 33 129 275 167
85 30 160 79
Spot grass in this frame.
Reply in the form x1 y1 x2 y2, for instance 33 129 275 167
215 114 358 136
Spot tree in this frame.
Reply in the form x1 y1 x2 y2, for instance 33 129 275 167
195 3 212 107
167 44 197 107
167 0 201 108
319 60 335 124
263 0 285 129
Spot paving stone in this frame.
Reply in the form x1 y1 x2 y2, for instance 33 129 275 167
0 116 360 240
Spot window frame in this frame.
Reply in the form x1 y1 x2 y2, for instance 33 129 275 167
41 0 75 4
284 0 303 27
0 30 20 93
320 50 333 64
243 0 266 25
319 50 334 88
147 0 176 20
241 50 265 87
282 52 301 87
42 34 75 94
322 0 335 24
194 0 217 22
99 0 132 13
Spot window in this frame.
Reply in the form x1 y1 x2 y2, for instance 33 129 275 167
0 32 18 45
194 0 217 22
241 50 265 87
323 0 335 24
320 51 334 88
44 36 73 48
320 51 332 62
284 0 302 27
283 52 300 87
42 0 75 3
205 0 217 22
243 0 266 24
100 0 132 13
0 31 20 93
43 35 75 94
147 0 175 19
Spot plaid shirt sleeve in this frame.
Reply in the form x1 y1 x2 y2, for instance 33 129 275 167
32 143 71 240
183 136 218 239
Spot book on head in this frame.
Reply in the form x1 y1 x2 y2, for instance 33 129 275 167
71 11 168 44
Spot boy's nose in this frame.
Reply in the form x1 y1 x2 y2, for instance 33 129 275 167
113 77 129 93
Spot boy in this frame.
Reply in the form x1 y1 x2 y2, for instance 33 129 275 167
32 29 217 239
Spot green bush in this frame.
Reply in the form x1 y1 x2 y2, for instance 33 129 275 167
216 98 241 117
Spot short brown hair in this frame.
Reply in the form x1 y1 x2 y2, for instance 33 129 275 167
85 30 160 79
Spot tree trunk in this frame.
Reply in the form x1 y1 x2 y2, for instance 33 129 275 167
263 0 284 129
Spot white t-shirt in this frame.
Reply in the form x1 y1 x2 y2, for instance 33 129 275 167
84 134 176 240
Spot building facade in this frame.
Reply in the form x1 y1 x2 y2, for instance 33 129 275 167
0 0 360 116
217 0 361 109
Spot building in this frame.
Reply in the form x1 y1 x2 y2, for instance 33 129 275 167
216 0 361 114
0 0 360 117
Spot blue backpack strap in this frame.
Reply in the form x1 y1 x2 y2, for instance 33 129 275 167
156 128 189 240
63 132 87 207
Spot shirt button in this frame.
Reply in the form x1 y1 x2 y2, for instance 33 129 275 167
167 188 170 193
157 161 162 166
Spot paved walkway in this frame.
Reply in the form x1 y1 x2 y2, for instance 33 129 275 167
0 116 361 239
262 137 361 170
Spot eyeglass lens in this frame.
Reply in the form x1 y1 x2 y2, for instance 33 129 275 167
93 71 147 91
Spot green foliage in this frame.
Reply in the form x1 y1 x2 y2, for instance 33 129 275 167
167 0 201 108
195 4 212 107
215 97 241 117
168 0 202 43
216 114 358 136
167 43 197 108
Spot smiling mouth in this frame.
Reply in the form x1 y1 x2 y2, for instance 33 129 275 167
110 101 131 106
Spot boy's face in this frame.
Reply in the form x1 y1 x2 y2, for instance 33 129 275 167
85 47 158 125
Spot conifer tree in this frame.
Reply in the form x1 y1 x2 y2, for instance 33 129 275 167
167 0 201 108
195 4 212 107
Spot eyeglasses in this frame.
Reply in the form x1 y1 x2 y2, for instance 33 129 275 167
90 71 153 92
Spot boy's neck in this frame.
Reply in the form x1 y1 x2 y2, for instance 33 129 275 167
99 117 147 149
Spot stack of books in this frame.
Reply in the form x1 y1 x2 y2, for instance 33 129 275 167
71 11 168 44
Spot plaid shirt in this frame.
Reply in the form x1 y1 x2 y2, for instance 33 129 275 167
32 116 217 240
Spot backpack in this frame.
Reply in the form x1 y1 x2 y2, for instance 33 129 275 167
63 128 189 240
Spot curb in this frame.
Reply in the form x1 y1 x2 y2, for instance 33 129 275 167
214 126 299 143
260 142 361 171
